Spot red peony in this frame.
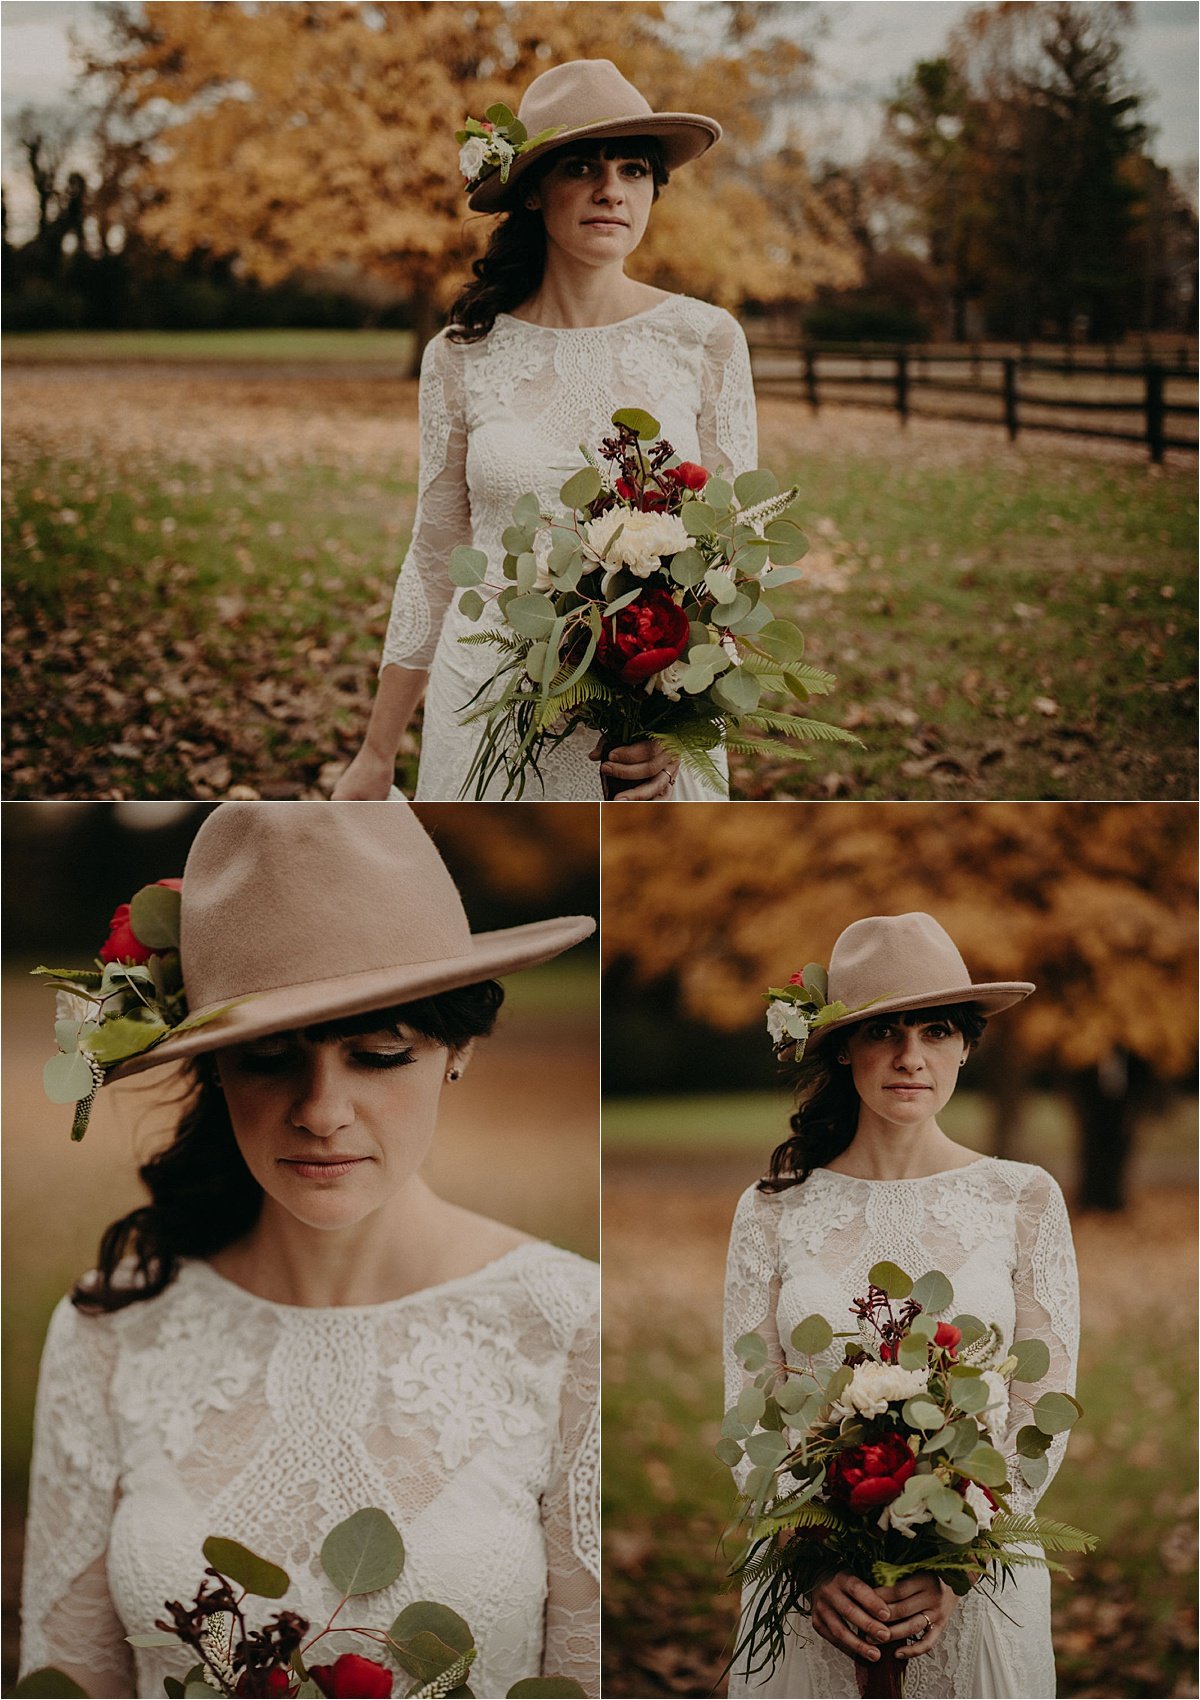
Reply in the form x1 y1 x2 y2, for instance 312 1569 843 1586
667 461 710 491
98 878 184 965
614 476 669 512
309 1654 393 1698
826 1434 916 1512
596 588 691 685
934 1322 962 1355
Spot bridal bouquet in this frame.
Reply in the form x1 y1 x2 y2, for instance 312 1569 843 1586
449 409 859 798
17 1508 584 1699
721 1262 1096 1697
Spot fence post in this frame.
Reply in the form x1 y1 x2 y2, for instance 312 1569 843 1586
1145 364 1165 463
803 344 819 415
1002 358 1019 441
895 349 909 427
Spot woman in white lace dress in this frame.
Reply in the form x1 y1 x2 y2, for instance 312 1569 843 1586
334 59 757 803
20 803 600 1699
723 913 1080 1699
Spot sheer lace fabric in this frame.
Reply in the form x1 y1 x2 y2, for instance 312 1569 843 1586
380 296 758 800
722 1158 1080 1699
20 1243 600 1700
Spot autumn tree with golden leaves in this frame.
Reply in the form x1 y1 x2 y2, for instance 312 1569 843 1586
81 1 859 367
602 802 1196 1210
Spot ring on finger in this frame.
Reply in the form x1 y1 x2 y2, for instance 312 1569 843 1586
922 1612 932 1635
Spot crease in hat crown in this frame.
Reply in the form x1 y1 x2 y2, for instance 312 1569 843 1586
467 57 721 212
108 801 594 1078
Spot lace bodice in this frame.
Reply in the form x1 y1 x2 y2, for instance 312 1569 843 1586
380 295 757 801
722 1157 1080 1698
20 1243 600 1700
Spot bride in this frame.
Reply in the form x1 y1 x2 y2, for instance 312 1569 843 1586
723 913 1080 1699
334 58 758 803
19 802 599 1698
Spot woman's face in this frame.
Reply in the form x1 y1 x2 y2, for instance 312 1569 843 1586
529 147 656 269
842 1014 967 1130
215 1024 458 1231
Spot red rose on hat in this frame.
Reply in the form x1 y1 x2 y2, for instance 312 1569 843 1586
98 878 184 965
309 1653 393 1698
596 588 691 684
826 1434 916 1511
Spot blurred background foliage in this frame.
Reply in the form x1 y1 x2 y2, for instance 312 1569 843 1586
3 1 1194 356
1 801 599 1691
601 799 1197 1699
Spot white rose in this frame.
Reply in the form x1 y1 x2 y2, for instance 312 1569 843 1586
645 660 688 701
979 1369 1010 1436
458 137 488 181
964 1481 995 1530
585 507 691 579
830 1361 930 1423
766 1000 809 1048
531 527 555 591
878 1495 934 1539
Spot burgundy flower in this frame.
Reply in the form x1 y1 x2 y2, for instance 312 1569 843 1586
826 1434 916 1512
667 461 710 491
309 1653 393 1698
596 588 691 685
98 877 183 965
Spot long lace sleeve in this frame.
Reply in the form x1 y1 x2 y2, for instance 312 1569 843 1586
379 331 471 673
1003 1168 1080 1517
541 1305 600 1696
698 311 758 481
19 1298 134 1698
723 1185 783 1492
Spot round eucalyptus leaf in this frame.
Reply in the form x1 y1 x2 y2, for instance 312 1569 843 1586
903 1397 947 1431
743 1463 774 1503
505 593 558 641
734 469 779 507
458 589 485 621
950 1375 988 1414
129 883 181 952
611 406 660 440
43 1048 95 1104
1015 1423 1052 1458
737 1384 766 1427
961 1443 1008 1486
910 1270 955 1314
712 666 761 715
720 1408 750 1439
735 1332 769 1370
1019 1453 1050 1491
774 1377 813 1413
791 1315 833 1357
449 545 489 587
704 476 734 509
716 1436 745 1468
390 1600 474 1656
681 499 717 536
951 1313 987 1347
1010 1337 1052 1384
898 1334 930 1372
669 546 707 588
203 1536 290 1599
907 1313 938 1340
126 1631 181 1648
868 1261 913 1299
512 491 542 527
559 467 602 509
1033 1391 1082 1435
709 594 754 629
745 1429 790 1468
320 1507 406 1596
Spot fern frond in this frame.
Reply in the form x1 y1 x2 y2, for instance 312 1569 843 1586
724 737 812 762
740 654 837 695
656 724 726 793
748 711 862 745
990 1515 1098 1554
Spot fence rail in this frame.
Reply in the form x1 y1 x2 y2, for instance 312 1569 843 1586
748 342 1198 462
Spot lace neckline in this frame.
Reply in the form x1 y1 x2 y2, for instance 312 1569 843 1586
187 1240 545 1316
809 1156 994 1187
495 294 680 333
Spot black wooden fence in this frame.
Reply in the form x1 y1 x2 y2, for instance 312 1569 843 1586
748 341 1198 462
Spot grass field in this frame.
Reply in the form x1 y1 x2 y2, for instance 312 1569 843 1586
3 330 1195 800
602 1130 1198 1700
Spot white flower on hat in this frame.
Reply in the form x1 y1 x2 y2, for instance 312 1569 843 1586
458 136 488 182
585 506 690 578
766 998 809 1049
829 1361 929 1423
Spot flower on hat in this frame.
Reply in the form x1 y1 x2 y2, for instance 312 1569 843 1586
455 102 565 191
762 959 881 1063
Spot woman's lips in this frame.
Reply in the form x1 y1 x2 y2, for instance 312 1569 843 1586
885 1083 931 1091
280 1157 370 1180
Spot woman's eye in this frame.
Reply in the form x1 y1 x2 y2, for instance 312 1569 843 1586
234 1049 297 1075
924 1025 952 1040
352 1049 416 1070
622 162 648 176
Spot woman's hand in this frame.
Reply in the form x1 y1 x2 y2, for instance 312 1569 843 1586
589 736 680 801
810 1572 894 1663
876 1577 957 1662
331 746 398 800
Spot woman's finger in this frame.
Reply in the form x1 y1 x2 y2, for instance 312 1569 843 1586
896 1612 941 1660
813 1601 882 1660
613 774 672 802
602 756 661 781
839 1576 892 1624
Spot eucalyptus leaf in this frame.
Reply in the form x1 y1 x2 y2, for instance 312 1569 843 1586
1033 1391 1082 1435
1010 1337 1052 1384
512 491 543 527
743 1463 774 1502
910 1270 955 1314
1015 1423 1053 1458
458 589 485 622
390 1601 474 1660
961 1443 1008 1487
503 523 536 556
712 667 761 716
759 563 807 586
203 1536 290 1599
715 1436 745 1467
734 469 779 507
720 1408 750 1440
735 1332 769 1370
449 545 489 587
515 552 539 593
43 1048 95 1104
791 1315 833 1357
898 1334 930 1372
165 1682 186 1699
11 1672 90 1697
505 593 558 641
951 1313 987 1347
1019 1453 1050 1491
320 1506 406 1596
559 467 602 509
950 1375 988 1414
703 567 738 605
907 1312 938 1340
745 1429 790 1468
868 1261 913 1299
604 588 643 617
709 593 754 628
129 883 181 952
681 499 717 536
763 522 809 565
85 1015 170 1067
611 407 660 439
903 1397 947 1430
667 546 706 588
737 1385 766 1426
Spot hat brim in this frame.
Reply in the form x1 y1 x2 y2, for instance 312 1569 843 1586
805 981 1036 1049
467 113 721 211
106 915 595 1081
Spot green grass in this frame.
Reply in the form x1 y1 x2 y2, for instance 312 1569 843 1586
3 328 416 365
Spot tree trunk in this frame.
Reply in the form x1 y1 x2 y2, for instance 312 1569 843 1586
1068 1051 1154 1212
408 292 442 377
986 1049 1027 1160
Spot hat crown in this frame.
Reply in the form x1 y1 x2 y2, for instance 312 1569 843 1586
180 803 472 1015
828 912 972 1011
517 58 654 136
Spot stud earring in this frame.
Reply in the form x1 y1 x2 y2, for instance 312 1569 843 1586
837 1054 849 1065
445 1067 461 1083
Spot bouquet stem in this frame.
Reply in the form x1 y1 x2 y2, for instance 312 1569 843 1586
856 1644 904 1699
598 733 641 800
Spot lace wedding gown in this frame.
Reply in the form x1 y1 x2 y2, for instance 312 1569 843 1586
380 294 759 801
20 1243 599 1699
722 1158 1080 1699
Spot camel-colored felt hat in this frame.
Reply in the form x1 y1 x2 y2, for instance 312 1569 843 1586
806 912 1034 1048
467 58 721 212
108 802 595 1078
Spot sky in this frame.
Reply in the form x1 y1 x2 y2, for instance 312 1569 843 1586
2 0 1197 235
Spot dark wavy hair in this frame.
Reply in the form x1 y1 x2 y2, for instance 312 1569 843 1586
73 982 505 1315
758 1003 990 1194
447 136 669 344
